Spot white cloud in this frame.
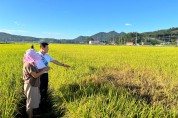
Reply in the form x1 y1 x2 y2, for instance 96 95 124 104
42 32 62 35
125 23 132 26
0 29 29 34
41 32 64 39
0 29 76 39
14 21 25 26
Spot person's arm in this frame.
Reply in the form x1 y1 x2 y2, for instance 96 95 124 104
31 67 50 78
51 60 70 68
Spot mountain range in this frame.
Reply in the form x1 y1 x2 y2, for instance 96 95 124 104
0 27 178 44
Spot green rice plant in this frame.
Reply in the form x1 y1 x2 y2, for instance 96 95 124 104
1 44 178 117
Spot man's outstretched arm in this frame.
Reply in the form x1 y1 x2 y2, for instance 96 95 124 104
51 60 70 68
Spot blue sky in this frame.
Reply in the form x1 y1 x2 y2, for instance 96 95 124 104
0 0 178 39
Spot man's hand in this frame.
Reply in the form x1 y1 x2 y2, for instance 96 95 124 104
51 60 70 68
63 64 70 68
43 66 50 71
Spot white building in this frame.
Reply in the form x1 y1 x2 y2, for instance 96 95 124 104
89 40 105 45
126 42 133 46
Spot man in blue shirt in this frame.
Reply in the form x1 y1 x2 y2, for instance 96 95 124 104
36 42 70 104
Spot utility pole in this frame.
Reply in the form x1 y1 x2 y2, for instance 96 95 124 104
163 35 165 45
135 32 137 45
112 34 115 45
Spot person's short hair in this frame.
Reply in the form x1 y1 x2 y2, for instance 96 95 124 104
40 42 48 48
31 44 34 49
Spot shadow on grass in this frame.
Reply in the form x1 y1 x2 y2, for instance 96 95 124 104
15 89 64 118
58 80 110 103
55 76 178 117
58 77 152 105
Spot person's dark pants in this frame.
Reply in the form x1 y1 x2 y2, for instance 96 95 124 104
40 73 48 102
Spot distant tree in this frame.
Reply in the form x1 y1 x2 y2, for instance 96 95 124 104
147 39 162 45
86 37 94 43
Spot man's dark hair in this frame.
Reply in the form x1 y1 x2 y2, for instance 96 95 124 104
31 44 34 49
40 42 49 48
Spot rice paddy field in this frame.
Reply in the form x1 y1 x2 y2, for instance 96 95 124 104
0 44 178 118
